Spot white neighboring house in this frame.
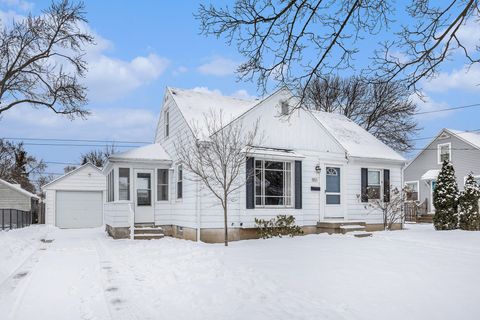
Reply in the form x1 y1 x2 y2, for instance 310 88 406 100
103 87 406 242
42 163 106 228
0 178 39 211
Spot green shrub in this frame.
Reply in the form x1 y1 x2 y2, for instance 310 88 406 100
255 215 304 239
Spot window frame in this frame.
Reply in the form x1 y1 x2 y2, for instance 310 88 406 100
118 168 130 201
367 169 382 201
405 180 419 201
107 169 115 202
254 159 294 208
176 164 183 200
164 109 170 138
437 142 451 164
157 168 169 201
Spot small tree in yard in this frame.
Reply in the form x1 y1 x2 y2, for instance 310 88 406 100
176 109 261 246
459 174 480 231
433 161 460 230
366 187 405 230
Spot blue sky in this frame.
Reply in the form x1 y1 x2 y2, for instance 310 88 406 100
0 0 480 179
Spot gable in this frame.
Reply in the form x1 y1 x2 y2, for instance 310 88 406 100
42 164 105 191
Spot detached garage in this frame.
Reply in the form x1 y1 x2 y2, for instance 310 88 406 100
42 163 106 228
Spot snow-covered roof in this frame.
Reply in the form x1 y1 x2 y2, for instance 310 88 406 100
0 178 39 199
168 87 257 138
246 146 305 159
447 129 480 150
309 110 405 161
42 163 102 190
421 169 440 181
109 143 171 162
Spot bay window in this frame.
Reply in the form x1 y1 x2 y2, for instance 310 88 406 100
254 160 292 207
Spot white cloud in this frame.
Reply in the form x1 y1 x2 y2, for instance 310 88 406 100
422 64 480 93
197 57 237 76
410 92 452 120
0 0 33 11
172 66 188 76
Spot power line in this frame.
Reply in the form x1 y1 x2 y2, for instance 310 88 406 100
20 143 141 148
1 137 151 144
414 103 480 115
411 128 480 141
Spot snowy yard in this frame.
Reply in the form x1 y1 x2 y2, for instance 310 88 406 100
1 224 479 320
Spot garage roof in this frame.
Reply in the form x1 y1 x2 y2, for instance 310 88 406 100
42 163 102 190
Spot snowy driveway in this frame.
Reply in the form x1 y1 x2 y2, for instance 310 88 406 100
1 224 479 320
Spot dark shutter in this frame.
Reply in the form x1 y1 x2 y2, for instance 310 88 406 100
361 168 368 202
246 157 255 209
295 160 302 209
383 169 390 203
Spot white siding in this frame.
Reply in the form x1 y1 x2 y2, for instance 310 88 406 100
0 184 32 211
43 164 106 226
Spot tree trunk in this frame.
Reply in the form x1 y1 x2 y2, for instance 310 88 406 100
223 201 228 246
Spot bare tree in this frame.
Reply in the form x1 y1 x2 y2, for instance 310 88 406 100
304 76 419 152
80 145 116 167
0 0 94 118
176 109 261 246
0 139 46 192
364 187 406 230
197 1 480 98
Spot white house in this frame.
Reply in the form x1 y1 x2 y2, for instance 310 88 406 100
42 163 106 228
103 87 406 242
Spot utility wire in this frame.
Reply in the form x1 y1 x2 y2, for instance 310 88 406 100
414 103 480 115
1 137 151 144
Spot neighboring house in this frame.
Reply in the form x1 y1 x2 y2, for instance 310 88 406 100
0 178 39 211
103 87 406 242
404 128 480 213
42 163 106 228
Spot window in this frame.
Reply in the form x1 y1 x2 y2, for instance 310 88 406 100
136 172 151 206
177 164 183 199
164 109 169 138
254 160 292 207
280 101 289 115
405 181 419 201
107 169 115 202
119 168 130 201
438 143 451 164
325 167 341 205
367 169 381 200
157 169 169 201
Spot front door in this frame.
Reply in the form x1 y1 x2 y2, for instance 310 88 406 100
324 166 344 218
134 169 154 223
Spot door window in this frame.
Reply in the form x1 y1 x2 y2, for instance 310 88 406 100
326 167 341 205
137 172 152 206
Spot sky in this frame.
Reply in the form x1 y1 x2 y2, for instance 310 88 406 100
0 0 480 180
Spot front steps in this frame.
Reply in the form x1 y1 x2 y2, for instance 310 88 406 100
417 214 434 223
317 220 372 237
133 224 165 240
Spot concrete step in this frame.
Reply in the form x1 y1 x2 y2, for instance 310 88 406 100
134 233 165 240
417 214 434 223
134 228 164 235
339 224 366 234
134 223 155 228
351 231 373 238
317 220 366 228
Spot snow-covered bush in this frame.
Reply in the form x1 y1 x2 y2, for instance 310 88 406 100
433 161 460 230
459 174 480 231
255 215 304 239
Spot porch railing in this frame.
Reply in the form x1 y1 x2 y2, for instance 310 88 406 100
404 199 428 222
0 209 32 230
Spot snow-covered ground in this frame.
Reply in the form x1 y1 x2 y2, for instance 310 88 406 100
1 224 479 320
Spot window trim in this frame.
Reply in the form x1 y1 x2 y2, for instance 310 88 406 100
405 180 419 201
156 168 169 202
367 169 382 201
118 167 130 201
254 159 294 208
164 109 170 138
176 164 183 200
437 142 451 164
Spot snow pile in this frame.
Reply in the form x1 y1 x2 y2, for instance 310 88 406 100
1 224 480 320
310 110 405 161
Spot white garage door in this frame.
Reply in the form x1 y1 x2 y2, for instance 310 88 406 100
56 191 103 228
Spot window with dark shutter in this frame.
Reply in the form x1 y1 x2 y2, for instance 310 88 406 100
246 157 255 209
383 169 390 202
295 161 302 209
361 168 368 202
